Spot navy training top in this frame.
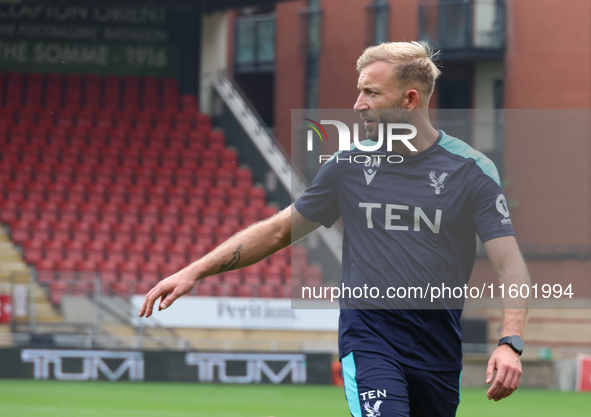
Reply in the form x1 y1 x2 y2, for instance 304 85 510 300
294 129 515 371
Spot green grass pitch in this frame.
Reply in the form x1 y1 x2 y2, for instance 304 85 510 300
0 379 589 416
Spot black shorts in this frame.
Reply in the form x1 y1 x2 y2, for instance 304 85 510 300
341 350 461 417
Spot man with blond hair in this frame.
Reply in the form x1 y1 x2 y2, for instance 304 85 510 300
140 41 528 416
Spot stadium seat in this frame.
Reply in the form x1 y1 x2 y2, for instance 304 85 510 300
158 205 179 226
109 281 132 298
237 284 255 298
160 259 186 278
78 259 99 273
57 258 78 273
120 261 140 282
10 218 30 243
243 264 263 285
258 284 279 299
20 200 39 222
222 270 242 285
236 168 253 188
140 259 161 281
134 280 156 295
36 258 57 283
196 280 218 297
145 247 166 266
305 265 323 286
79 201 101 223
0 72 326 302
52 220 72 242
112 222 134 245
65 240 86 262
98 260 119 283
241 206 262 226
133 223 153 243
263 265 283 285
49 282 68 306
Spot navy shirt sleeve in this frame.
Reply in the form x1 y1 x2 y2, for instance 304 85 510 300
471 169 515 243
294 159 341 228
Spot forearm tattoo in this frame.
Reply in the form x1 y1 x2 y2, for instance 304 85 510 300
218 244 243 273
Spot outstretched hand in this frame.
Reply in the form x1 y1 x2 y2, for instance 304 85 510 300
138 267 196 318
486 344 522 401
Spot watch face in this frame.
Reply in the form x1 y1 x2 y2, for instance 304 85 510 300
510 336 524 352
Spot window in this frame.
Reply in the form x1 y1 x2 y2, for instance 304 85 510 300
234 14 276 73
300 0 322 110
365 0 389 47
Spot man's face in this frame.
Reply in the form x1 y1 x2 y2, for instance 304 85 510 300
354 61 408 140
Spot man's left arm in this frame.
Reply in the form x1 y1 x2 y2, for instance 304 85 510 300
482 235 530 401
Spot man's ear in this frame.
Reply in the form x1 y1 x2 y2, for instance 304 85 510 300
404 89 421 110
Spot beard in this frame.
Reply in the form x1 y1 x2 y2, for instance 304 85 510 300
364 98 410 141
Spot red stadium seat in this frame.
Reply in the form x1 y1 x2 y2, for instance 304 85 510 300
243 264 263 285
109 281 132 298
305 265 323 286
140 260 161 282
133 223 153 243
291 246 309 267
262 265 283 285
78 259 99 273
0 200 19 224
135 280 156 295
49 282 68 305
65 240 86 262
195 280 218 297
226 188 246 207
105 240 127 263
120 261 140 282
147 242 167 264
19 200 38 222
9 218 30 243
236 168 253 188
52 220 72 242
98 259 119 283
187 243 208 261
127 242 147 264
59 201 80 223
39 201 60 222
27 220 51 243
258 284 279 299
85 240 106 262
92 221 112 242
79 201 101 223
162 205 180 225
236 284 255 298
167 243 187 265
221 270 242 285
160 259 186 277
241 206 262 226
36 258 57 283
71 220 93 242
153 223 173 242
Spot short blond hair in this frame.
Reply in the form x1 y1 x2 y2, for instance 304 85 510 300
356 41 441 97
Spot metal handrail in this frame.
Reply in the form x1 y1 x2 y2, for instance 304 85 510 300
213 72 343 264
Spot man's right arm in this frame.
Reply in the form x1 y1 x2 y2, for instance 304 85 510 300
139 204 321 317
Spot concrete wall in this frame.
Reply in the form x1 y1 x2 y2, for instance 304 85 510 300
462 357 555 389
200 11 229 114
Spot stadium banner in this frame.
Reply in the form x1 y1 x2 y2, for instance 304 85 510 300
0 348 332 384
130 295 339 331
0 3 187 76
576 354 591 392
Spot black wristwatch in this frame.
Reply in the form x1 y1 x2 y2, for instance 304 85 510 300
498 335 524 356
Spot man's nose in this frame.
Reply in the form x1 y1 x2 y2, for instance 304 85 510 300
354 93 369 112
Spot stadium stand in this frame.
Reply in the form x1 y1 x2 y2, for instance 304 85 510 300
0 72 321 307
